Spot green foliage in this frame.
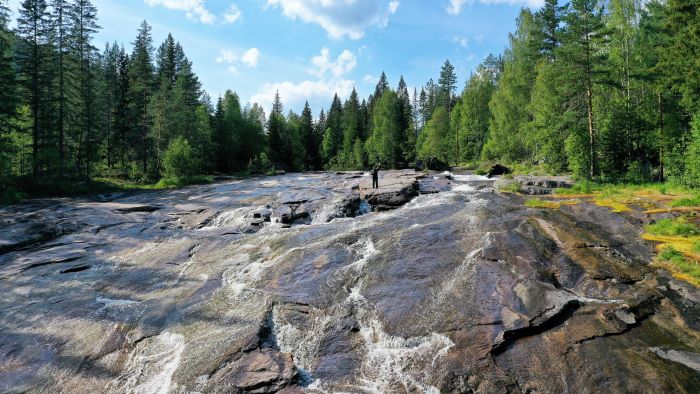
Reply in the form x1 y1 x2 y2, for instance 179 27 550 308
482 9 540 162
683 115 700 188
453 66 495 162
162 137 199 180
365 90 402 167
645 218 700 237
419 106 454 164
526 60 569 173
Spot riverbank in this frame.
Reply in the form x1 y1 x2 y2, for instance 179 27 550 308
499 177 700 287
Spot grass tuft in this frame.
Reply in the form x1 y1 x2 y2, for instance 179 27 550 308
498 182 522 193
655 246 700 287
645 218 700 237
669 195 700 207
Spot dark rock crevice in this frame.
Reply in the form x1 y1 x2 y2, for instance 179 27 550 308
491 299 582 356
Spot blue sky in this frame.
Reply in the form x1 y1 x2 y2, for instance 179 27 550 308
7 0 544 114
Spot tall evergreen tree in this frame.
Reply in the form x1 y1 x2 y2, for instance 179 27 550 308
267 91 286 166
70 0 100 177
127 20 154 175
559 0 610 178
322 94 343 165
16 0 51 176
437 60 457 112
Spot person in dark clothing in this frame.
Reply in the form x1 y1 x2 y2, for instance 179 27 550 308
371 164 380 189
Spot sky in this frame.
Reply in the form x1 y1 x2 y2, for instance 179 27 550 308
7 0 545 114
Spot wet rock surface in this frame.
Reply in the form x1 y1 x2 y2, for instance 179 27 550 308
0 171 698 393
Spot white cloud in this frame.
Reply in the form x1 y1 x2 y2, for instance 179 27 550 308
144 0 216 24
446 0 467 15
216 48 237 64
241 48 260 68
251 79 355 114
363 74 377 84
216 48 260 72
310 47 357 78
388 1 400 14
223 4 242 24
251 47 357 112
446 0 543 15
265 0 400 40
453 35 468 48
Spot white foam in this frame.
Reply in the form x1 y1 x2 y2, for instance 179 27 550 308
112 332 185 394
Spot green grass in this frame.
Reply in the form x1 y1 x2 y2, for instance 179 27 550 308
657 246 700 285
645 218 700 237
498 182 522 193
669 195 700 207
153 175 214 188
693 241 700 255
525 198 554 208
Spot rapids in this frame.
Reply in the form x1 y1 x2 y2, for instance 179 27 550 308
0 171 698 393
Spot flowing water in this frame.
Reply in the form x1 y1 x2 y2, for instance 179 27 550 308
1 171 699 393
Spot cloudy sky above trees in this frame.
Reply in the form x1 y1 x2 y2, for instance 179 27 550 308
7 0 544 113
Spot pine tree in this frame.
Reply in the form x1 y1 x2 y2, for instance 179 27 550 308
397 76 415 165
658 0 700 115
536 0 565 60
267 91 286 166
127 20 154 176
559 0 610 178
482 9 541 162
453 64 497 162
365 90 401 167
16 0 51 176
322 94 343 165
437 60 457 112
299 102 318 170
340 88 361 168
0 0 19 185
50 0 75 173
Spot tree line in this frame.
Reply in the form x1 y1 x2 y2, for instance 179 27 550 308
1 0 700 199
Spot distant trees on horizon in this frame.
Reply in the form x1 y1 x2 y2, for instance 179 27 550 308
2 0 700 198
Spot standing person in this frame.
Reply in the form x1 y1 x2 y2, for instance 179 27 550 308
371 164 380 189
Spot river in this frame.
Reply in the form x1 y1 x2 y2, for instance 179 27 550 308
0 171 698 393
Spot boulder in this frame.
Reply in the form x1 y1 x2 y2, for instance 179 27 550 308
227 349 297 393
360 172 420 210
486 164 512 178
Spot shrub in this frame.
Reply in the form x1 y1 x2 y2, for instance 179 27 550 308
163 137 200 180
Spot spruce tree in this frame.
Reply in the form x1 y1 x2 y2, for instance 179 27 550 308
267 91 286 166
437 60 457 112
322 94 343 165
340 88 361 168
127 20 154 176
16 0 51 176
559 0 609 178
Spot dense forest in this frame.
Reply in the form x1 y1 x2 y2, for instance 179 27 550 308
1 0 699 201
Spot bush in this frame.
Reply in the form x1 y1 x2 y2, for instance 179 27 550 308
163 137 200 180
